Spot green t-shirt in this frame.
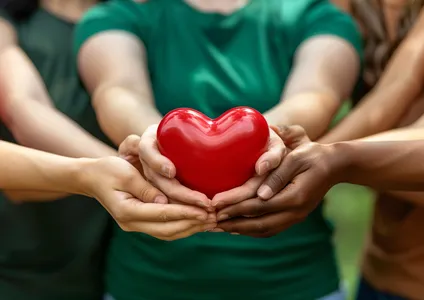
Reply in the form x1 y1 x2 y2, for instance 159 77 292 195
0 9 112 300
75 1 362 299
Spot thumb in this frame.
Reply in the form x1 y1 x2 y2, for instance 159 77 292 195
271 125 310 149
127 172 169 204
118 135 141 158
257 155 299 200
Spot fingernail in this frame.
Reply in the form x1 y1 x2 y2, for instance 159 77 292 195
211 228 225 232
154 195 167 204
161 165 172 178
258 161 270 175
218 214 229 222
257 185 273 199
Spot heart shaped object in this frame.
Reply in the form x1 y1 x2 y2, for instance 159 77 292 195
157 107 269 199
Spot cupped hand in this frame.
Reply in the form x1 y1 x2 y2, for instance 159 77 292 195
137 125 212 209
215 125 345 237
80 156 216 241
210 127 286 210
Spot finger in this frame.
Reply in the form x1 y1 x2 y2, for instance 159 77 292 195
163 222 218 241
147 170 211 209
131 219 216 240
211 175 265 209
273 125 310 149
217 183 305 220
217 196 281 221
255 129 286 176
217 211 301 237
115 200 210 224
257 153 300 200
126 170 169 204
118 135 141 158
139 124 176 178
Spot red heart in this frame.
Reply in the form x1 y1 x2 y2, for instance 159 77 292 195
157 107 269 199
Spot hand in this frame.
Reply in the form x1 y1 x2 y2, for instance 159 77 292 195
80 156 216 241
215 125 345 237
138 125 212 209
210 128 286 210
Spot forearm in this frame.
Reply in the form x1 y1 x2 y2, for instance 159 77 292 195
359 126 424 206
6 97 116 158
319 82 421 143
264 91 340 141
358 126 424 142
338 140 424 191
3 190 68 202
320 35 424 144
93 86 162 145
0 141 88 196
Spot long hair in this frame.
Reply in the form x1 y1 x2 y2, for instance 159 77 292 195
1 0 39 21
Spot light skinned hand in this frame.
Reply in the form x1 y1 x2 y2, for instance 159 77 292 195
80 156 216 241
215 125 343 237
138 124 212 210
210 128 286 211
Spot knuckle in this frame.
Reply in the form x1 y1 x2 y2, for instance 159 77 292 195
249 200 268 216
268 172 285 190
157 208 170 222
111 204 131 224
292 125 306 135
137 186 155 203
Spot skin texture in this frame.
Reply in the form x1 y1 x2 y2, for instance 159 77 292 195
215 126 424 237
321 2 424 143
323 1 424 207
0 138 215 241
78 5 359 227
0 1 116 202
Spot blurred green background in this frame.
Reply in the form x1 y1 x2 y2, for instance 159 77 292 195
326 185 373 299
325 101 374 299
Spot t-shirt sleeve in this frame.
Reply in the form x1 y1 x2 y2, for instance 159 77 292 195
74 0 149 56
286 0 363 58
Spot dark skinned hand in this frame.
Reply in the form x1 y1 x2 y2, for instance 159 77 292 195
215 125 346 238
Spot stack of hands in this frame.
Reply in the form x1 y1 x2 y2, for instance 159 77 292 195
84 125 344 241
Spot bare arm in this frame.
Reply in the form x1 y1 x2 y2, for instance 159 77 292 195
355 119 424 206
264 35 360 140
0 19 116 158
339 139 424 191
319 10 424 143
78 32 162 145
0 141 87 197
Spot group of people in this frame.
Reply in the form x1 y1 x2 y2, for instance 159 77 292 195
1 0 424 299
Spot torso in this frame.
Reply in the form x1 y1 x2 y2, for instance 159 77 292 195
0 7 112 300
76 0 360 299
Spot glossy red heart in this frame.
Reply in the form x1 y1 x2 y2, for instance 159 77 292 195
157 107 269 199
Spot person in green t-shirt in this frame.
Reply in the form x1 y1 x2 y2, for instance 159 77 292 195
75 0 362 299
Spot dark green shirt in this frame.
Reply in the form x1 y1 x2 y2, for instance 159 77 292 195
0 8 112 300
75 0 362 299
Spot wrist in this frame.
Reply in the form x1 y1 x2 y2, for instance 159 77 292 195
326 141 354 185
72 158 98 197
